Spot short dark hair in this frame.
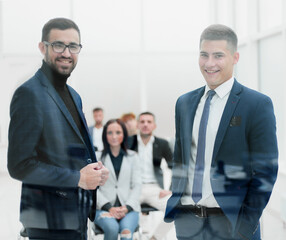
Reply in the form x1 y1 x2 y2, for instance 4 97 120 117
200 24 238 54
93 107 103 113
138 111 156 121
41 18 81 42
101 119 128 159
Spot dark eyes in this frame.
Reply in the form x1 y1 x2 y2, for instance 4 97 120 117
200 54 224 58
107 131 122 135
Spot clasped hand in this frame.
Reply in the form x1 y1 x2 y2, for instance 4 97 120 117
108 206 128 219
78 161 109 190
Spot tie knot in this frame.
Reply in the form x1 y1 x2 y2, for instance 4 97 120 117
208 90 216 99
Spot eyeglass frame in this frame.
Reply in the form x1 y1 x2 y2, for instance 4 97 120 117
43 41 82 54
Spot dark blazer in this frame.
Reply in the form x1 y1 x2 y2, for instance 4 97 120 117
164 80 278 240
128 135 173 189
8 69 97 230
88 126 97 151
88 126 94 140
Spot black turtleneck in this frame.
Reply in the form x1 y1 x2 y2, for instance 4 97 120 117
40 60 84 138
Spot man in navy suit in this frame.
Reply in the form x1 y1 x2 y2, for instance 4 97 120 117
8 18 109 240
164 24 278 240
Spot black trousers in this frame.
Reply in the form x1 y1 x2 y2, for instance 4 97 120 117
25 228 87 240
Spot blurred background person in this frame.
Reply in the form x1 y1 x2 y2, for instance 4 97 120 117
121 112 138 136
94 119 141 240
128 112 174 240
89 107 104 151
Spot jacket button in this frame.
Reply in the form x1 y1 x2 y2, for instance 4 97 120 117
87 158 92 163
56 191 67 198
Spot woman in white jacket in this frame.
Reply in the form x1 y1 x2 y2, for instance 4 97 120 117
94 119 141 240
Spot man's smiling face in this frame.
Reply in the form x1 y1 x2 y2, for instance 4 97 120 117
40 28 80 76
199 40 239 89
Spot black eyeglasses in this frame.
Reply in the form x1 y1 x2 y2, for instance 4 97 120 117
43 41 82 54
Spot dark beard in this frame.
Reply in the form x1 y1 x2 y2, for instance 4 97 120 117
45 52 73 77
41 60 70 88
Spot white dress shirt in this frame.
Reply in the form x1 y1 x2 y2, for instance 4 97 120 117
181 77 234 207
93 127 104 151
137 134 157 184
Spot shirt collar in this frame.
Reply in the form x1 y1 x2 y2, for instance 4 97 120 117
109 148 125 158
137 134 155 145
205 77 234 99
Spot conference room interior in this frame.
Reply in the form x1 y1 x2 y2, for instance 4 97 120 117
1 0 286 239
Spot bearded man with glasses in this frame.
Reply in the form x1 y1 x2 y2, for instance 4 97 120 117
8 17 109 240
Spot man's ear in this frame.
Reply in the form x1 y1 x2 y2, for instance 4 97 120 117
38 42 46 56
153 123 157 131
233 52 239 64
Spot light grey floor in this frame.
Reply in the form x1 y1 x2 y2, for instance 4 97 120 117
1 171 286 240
0 172 22 239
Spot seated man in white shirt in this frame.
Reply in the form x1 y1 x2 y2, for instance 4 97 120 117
128 112 173 240
89 107 104 151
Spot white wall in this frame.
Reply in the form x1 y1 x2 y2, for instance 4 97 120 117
0 0 211 169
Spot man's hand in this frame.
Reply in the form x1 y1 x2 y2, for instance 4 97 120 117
94 161 109 186
159 189 172 199
78 161 109 190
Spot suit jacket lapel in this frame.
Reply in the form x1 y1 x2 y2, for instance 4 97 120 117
188 88 205 135
38 71 84 143
67 86 95 151
183 87 205 166
68 86 89 134
152 137 158 162
118 155 127 184
212 80 242 165
104 154 117 180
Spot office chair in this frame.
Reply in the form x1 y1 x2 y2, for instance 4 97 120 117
141 203 159 215
140 203 160 238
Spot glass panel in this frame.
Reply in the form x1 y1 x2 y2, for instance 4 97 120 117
234 0 248 39
2 0 71 54
235 45 251 86
216 0 233 25
74 0 141 53
259 34 285 163
259 0 283 31
144 53 202 136
143 0 209 52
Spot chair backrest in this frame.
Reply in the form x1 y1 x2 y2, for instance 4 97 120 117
141 203 159 215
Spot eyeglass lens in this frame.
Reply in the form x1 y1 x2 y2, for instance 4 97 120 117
53 43 81 54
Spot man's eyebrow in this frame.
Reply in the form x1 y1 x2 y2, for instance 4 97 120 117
51 40 64 44
53 41 79 45
69 42 80 45
213 52 225 55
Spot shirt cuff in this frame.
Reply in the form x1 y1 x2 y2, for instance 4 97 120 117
102 202 112 211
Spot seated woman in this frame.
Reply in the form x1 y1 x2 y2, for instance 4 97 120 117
94 119 141 240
